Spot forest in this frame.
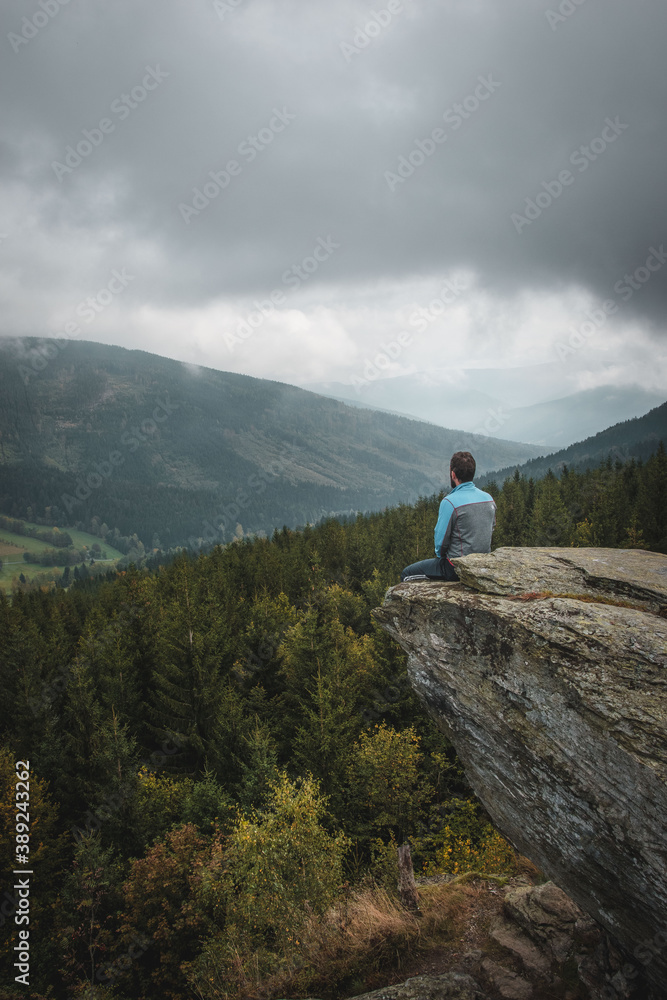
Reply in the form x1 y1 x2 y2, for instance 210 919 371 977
0 446 665 1000
0 338 545 553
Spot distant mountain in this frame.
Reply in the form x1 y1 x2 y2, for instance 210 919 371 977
477 401 667 487
0 339 544 548
304 374 505 437
304 370 664 448
487 386 667 449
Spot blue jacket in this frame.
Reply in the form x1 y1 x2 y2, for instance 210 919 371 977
434 481 496 559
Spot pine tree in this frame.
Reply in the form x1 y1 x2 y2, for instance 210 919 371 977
646 442 667 549
148 557 238 772
280 602 381 811
528 471 571 546
292 661 359 811
494 471 527 546
58 833 123 994
236 717 280 812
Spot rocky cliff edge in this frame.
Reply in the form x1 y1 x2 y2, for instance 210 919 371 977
373 547 667 997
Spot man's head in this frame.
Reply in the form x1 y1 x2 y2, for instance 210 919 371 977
450 451 476 487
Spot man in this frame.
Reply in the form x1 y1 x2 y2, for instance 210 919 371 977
401 451 496 581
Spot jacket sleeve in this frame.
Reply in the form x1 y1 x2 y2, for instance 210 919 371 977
434 498 455 557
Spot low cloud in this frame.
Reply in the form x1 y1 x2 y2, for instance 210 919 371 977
0 0 664 404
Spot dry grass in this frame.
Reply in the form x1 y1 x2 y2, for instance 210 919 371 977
244 876 517 1000
191 848 543 1000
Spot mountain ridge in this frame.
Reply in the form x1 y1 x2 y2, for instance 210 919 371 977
0 338 543 547
304 371 664 448
478 400 667 486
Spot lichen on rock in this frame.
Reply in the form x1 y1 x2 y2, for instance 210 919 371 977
373 547 667 997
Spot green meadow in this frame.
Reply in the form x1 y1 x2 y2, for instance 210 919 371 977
0 520 124 590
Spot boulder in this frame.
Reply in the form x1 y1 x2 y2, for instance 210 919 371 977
373 548 667 996
502 881 589 964
479 958 533 999
347 972 489 1000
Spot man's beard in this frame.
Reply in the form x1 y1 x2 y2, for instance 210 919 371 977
450 474 456 489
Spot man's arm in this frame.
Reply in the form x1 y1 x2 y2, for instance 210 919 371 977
434 498 455 557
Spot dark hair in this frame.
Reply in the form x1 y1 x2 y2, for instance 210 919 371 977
450 451 475 482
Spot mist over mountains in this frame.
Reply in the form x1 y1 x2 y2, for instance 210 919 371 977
0 339 543 548
476 400 667 488
1 339 664 551
305 368 664 449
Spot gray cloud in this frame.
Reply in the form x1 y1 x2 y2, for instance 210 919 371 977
0 0 665 399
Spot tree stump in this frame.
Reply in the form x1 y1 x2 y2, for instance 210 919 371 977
397 842 421 914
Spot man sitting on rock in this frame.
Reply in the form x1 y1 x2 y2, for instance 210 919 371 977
401 450 496 581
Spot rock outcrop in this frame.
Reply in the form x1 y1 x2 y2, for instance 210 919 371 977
373 547 667 997
348 972 488 1000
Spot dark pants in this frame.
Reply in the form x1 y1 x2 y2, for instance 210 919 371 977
400 556 459 582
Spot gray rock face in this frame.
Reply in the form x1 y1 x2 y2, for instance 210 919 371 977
373 548 667 996
348 972 489 1000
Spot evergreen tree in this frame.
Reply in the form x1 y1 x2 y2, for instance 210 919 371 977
58 833 123 995
148 556 238 771
1 442 665 998
494 470 527 546
528 471 571 546
646 443 667 549
236 717 280 812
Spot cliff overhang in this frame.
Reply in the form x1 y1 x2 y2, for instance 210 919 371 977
373 547 667 995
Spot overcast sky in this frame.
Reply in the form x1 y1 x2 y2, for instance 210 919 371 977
1 0 666 411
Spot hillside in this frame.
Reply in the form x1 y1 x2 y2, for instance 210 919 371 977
478 400 667 487
0 338 544 548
